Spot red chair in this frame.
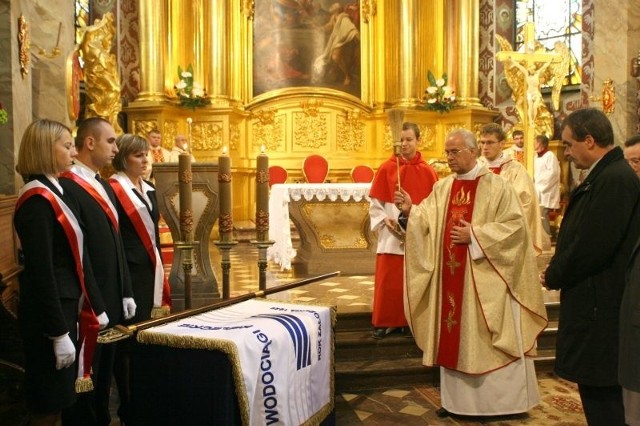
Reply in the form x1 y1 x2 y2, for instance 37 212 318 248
302 154 329 183
268 165 288 188
350 165 375 183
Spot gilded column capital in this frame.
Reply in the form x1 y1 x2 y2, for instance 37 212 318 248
242 0 255 20
362 0 377 23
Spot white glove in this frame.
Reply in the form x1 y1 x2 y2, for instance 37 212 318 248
123 297 137 320
52 333 76 370
97 311 110 330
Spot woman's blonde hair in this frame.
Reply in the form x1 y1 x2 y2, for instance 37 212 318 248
16 119 71 182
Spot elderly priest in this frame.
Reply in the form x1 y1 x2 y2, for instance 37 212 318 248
396 128 548 417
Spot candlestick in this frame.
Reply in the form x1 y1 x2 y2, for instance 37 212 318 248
255 146 269 242
218 147 232 242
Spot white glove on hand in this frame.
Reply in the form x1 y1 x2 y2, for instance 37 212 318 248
97 311 110 330
52 333 76 370
123 297 137 320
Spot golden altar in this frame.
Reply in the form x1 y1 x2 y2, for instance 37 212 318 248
268 183 376 275
124 0 498 225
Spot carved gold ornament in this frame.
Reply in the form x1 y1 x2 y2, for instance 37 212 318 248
18 15 30 79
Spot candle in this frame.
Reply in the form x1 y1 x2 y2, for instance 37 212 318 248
179 119 194 242
218 147 233 242
178 153 193 242
255 146 269 242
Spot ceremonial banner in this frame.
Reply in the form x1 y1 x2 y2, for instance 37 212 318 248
137 299 334 425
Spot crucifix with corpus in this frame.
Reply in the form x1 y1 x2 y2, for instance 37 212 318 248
496 22 568 175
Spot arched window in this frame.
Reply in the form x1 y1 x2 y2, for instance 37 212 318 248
515 0 582 88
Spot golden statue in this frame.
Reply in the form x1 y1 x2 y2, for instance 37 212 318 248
495 24 569 138
601 79 615 115
18 15 30 79
77 12 122 133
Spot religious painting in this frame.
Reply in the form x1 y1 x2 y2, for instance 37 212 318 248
253 0 361 98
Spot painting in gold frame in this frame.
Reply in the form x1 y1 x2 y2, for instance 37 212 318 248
252 0 362 98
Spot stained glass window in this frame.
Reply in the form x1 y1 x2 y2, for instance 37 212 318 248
515 0 582 87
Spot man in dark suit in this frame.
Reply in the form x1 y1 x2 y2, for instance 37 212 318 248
60 117 135 426
541 108 640 425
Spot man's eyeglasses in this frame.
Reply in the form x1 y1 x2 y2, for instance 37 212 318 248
443 148 470 157
478 140 499 145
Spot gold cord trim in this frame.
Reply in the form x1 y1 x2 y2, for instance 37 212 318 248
75 377 94 393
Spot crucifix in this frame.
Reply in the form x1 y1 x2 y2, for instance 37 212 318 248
496 22 564 175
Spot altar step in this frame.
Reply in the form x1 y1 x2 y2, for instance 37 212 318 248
334 300 560 392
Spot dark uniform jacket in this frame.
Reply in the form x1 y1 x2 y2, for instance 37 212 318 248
545 146 640 386
60 174 132 326
112 180 161 322
15 176 105 412
621 230 640 392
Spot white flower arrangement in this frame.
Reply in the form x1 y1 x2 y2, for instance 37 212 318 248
174 64 209 109
423 71 458 113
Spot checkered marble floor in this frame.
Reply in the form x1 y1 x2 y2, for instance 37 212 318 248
211 242 375 313
208 242 560 311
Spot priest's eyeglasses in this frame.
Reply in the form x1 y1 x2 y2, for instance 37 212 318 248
443 148 470 157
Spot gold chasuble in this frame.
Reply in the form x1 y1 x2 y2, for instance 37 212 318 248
437 179 480 369
478 156 544 255
404 167 547 375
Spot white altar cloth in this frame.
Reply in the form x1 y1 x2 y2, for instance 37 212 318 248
268 183 371 270
137 299 334 426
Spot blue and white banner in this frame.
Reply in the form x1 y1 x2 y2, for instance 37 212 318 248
137 299 333 425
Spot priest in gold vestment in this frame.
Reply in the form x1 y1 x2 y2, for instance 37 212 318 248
397 129 548 416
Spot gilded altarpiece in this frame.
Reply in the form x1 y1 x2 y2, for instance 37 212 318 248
126 0 498 223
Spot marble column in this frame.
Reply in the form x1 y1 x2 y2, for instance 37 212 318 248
591 0 640 139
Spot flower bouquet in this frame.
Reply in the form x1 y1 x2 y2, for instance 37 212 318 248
174 64 210 109
423 71 458 113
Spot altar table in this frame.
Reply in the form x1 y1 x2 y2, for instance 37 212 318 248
130 299 335 425
267 183 377 275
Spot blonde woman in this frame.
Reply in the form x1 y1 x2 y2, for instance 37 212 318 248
14 119 106 425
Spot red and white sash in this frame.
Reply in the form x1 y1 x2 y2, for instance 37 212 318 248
109 174 171 316
60 168 119 231
16 180 99 393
